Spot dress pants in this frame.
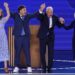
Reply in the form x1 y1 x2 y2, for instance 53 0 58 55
39 36 54 73
14 36 31 67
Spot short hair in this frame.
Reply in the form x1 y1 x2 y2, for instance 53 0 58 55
18 5 26 12
46 6 53 12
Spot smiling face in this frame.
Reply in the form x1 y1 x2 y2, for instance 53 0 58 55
20 8 27 16
46 7 53 17
46 9 53 17
18 6 27 16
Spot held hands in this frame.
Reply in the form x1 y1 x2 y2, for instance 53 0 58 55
40 3 46 11
4 2 8 7
59 17 65 24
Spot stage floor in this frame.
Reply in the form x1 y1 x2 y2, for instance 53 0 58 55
0 50 75 73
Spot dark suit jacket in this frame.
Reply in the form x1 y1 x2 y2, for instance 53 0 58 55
64 20 75 30
36 12 64 39
64 20 75 37
10 13 36 37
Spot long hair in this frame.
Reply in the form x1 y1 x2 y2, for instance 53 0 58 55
0 9 3 20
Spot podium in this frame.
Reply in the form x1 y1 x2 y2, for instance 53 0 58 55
8 25 41 67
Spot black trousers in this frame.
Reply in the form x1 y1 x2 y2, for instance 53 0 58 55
39 36 54 72
72 36 75 60
14 36 31 67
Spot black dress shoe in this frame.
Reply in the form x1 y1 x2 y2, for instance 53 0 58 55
42 70 46 73
47 68 52 73
47 70 52 73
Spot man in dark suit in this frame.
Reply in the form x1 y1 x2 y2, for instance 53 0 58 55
36 3 64 73
64 13 75 60
10 5 36 73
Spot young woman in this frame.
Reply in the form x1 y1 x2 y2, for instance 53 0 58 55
0 2 10 72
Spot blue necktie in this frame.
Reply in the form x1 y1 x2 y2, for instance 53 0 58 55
21 16 25 35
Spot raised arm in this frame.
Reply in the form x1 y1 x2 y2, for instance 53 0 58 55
4 2 10 20
35 3 46 20
28 3 46 20
39 3 46 13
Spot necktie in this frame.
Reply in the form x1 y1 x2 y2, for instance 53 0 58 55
22 16 24 20
21 16 25 35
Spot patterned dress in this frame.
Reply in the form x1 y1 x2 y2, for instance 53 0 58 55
0 17 9 61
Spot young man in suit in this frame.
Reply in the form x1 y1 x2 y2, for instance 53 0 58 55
36 3 65 73
10 6 36 73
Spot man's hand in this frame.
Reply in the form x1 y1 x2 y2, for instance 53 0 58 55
40 3 46 12
59 17 65 24
4 2 8 7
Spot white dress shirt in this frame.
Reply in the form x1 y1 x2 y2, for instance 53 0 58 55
49 17 53 28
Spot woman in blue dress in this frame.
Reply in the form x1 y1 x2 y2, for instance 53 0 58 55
0 2 10 72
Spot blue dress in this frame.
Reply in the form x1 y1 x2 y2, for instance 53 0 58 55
0 17 9 61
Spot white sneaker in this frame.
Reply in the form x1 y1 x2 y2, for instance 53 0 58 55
27 67 32 73
13 67 19 73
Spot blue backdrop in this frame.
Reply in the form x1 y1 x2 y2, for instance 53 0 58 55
0 0 75 50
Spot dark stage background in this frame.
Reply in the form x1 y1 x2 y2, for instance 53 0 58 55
0 0 75 50
0 0 75 72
